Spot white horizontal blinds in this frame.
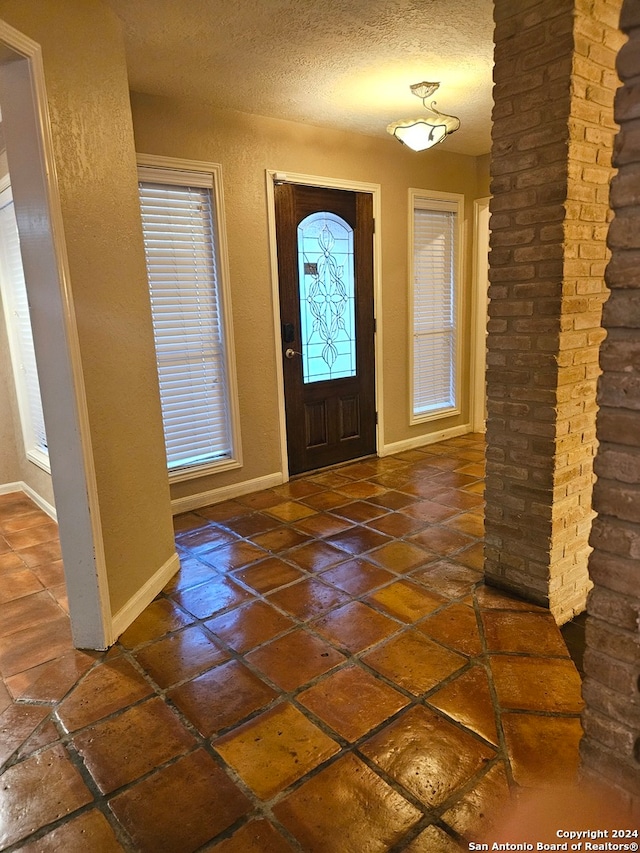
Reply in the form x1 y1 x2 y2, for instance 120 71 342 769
138 170 232 471
413 197 457 417
0 186 48 457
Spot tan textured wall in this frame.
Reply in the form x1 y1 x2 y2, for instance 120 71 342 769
581 0 640 811
131 94 488 502
0 0 175 613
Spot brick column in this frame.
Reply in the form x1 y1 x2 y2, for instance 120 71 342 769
580 0 640 810
486 0 622 624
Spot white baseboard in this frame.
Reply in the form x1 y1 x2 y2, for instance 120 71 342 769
110 551 181 640
170 472 285 516
0 481 22 495
0 480 57 520
381 423 472 457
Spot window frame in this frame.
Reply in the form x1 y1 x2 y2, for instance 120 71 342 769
408 187 464 426
137 154 242 483
0 176 50 472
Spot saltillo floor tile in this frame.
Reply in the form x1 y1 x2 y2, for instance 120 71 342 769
0 434 592 851
209 819 296 852
133 624 230 688
500 713 584 788
167 659 277 737
245 627 346 691
297 664 409 741
440 761 511 843
427 664 499 746
108 749 250 851
272 752 423 851
13 809 126 852
360 705 496 807
361 629 467 695
214 702 340 799
490 655 584 714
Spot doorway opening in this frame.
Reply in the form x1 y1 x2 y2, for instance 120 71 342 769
0 20 109 649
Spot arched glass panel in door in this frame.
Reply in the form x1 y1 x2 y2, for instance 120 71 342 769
297 211 356 383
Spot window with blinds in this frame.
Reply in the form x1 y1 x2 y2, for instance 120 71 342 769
410 191 463 423
138 162 239 478
0 183 49 469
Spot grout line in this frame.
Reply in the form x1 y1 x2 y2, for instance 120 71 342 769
473 590 517 791
2 438 577 851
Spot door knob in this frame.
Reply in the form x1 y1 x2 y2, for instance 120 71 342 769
285 348 301 359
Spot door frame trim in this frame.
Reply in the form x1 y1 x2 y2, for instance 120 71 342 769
472 197 491 433
0 19 111 647
266 170 382 480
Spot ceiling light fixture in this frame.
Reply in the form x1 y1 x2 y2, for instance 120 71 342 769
387 82 460 152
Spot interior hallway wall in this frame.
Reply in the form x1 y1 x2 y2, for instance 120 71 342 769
131 93 491 505
0 0 177 622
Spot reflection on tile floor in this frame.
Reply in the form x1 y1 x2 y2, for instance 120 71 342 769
0 434 585 852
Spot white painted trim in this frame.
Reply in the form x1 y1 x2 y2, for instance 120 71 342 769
171 471 284 515
0 482 22 495
0 19 111 648
26 448 51 474
381 423 472 457
21 482 56 520
265 176 290 480
472 197 491 432
110 552 181 642
0 18 36 56
168 458 241 484
265 170 383 477
136 154 244 472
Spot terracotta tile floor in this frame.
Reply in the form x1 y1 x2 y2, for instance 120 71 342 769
0 434 586 852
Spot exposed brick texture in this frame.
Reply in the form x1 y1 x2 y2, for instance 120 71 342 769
487 0 623 626
580 0 640 808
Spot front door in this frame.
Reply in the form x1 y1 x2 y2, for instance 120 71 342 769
275 183 376 475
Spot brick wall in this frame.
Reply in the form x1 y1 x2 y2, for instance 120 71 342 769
580 0 640 809
487 0 622 624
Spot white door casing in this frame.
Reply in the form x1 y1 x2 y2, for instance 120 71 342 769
0 20 111 648
472 197 490 432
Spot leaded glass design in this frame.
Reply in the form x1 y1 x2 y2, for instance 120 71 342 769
297 211 356 383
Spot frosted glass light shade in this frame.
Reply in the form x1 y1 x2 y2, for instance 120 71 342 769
387 82 460 152
387 111 460 152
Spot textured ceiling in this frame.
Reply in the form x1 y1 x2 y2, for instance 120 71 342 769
105 0 495 156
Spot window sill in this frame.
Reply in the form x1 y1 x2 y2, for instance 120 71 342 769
27 449 51 475
409 404 459 426
168 456 242 484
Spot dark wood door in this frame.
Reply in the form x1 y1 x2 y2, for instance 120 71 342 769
275 183 376 475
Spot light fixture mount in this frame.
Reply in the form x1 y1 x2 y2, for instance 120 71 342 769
387 81 460 152
409 81 440 100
